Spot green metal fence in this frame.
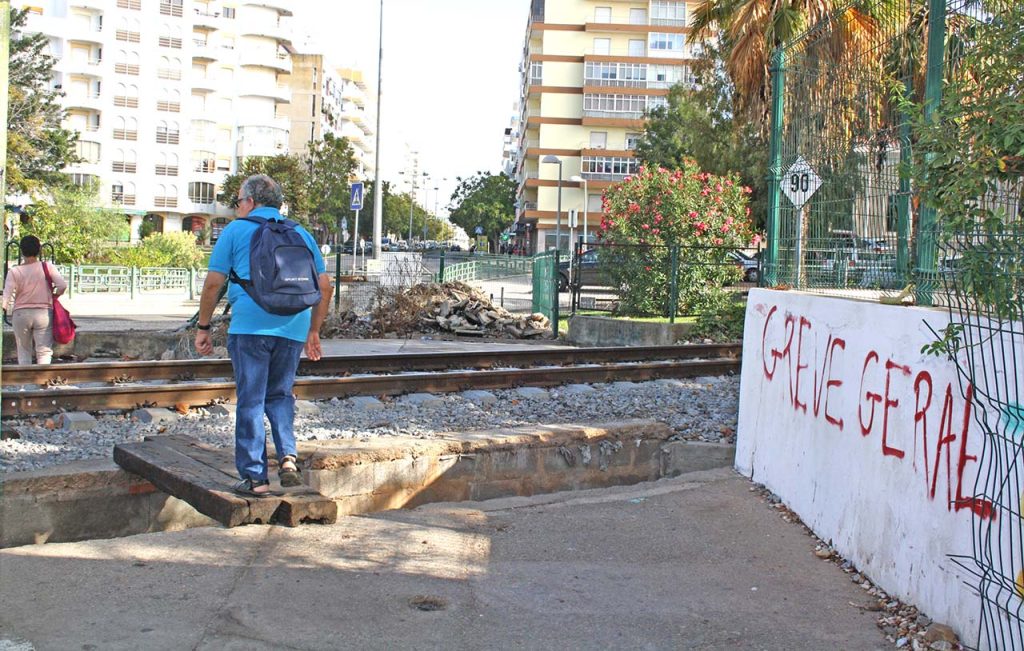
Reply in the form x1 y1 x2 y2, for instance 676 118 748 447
764 0 949 300
437 253 533 284
51 265 199 299
531 250 559 331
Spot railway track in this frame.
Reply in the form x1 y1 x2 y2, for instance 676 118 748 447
1 344 741 417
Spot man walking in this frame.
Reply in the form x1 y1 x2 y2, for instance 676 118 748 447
195 174 333 497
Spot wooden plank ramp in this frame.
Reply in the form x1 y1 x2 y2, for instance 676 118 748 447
113 434 337 527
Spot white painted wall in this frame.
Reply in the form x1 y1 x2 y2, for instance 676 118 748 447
736 289 1022 650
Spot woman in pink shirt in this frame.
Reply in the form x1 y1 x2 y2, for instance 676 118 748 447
2 236 68 364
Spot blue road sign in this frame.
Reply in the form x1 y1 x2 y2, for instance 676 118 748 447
350 182 364 211
474 225 484 235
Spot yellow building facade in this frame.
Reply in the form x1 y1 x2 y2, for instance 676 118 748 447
514 0 699 253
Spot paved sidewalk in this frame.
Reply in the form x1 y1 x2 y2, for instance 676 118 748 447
0 468 886 650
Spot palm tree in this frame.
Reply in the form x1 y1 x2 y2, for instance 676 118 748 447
689 0 889 127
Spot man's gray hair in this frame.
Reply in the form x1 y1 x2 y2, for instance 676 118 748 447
240 174 284 209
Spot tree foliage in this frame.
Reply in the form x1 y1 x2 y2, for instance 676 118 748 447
107 232 205 268
447 172 516 247
305 133 357 236
218 155 311 226
19 186 126 263
637 46 768 230
597 162 755 316
6 7 80 196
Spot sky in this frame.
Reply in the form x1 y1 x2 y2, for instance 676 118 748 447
290 0 529 213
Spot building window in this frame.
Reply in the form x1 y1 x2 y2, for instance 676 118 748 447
112 182 136 205
158 35 183 49
159 0 183 18
593 6 611 23
580 156 640 179
156 121 180 144
222 7 235 19
589 132 607 148
628 39 646 57
155 153 179 176
649 32 684 52
188 182 215 203
154 184 178 208
192 150 215 172
583 93 654 117
585 62 646 88
113 117 138 141
529 61 542 85
625 132 642 150
75 140 101 163
629 8 647 24
111 149 137 174
593 38 611 55
69 173 99 188
651 1 686 25
117 0 141 9
116 29 141 43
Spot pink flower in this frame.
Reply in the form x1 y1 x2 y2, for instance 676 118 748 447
695 222 708 233
641 223 650 230
715 184 723 193
725 180 733 187
720 224 730 233
743 186 753 194
688 211 698 219
644 266 652 272
714 195 723 204
654 214 663 223
624 176 633 183
701 188 710 196
651 228 660 235
746 207 751 215
752 234 763 246
715 238 723 245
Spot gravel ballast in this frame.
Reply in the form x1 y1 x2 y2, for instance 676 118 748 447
0 376 739 474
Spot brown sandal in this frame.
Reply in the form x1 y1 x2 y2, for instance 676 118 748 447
279 455 303 488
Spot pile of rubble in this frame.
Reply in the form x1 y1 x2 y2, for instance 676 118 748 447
414 283 551 338
322 282 552 340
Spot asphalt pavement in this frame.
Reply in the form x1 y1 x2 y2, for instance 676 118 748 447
0 468 887 650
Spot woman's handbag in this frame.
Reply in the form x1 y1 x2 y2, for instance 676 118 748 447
41 263 76 344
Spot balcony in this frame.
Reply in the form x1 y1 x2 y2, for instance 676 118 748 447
191 76 218 93
239 50 292 73
66 92 103 112
240 84 291 103
243 1 294 16
235 125 288 158
66 23 104 45
66 58 104 76
191 39 217 61
239 16 293 43
583 109 644 120
69 0 106 10
192 9 222 30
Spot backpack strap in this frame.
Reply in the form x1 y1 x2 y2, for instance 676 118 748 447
228 216 268 287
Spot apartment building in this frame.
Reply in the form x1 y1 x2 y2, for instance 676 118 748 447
17 0 294 242
513 0 700 253
283 56 376 180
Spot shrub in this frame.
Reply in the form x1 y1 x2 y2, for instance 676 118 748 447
109 231 205 268
597 161 756 316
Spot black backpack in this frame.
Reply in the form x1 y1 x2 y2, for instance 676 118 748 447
229 216 322 316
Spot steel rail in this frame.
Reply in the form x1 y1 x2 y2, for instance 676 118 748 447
1 344 740 386
2 358 740 417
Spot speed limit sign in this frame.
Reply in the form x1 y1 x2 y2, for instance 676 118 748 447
782 156 822 209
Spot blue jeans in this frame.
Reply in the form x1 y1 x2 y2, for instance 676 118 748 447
227 334 305 482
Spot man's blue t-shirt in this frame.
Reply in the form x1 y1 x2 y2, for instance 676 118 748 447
208 206 326 343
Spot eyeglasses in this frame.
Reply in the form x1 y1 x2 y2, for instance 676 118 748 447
230 196 250 209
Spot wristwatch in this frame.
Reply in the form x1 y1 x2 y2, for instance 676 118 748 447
197 323 211 331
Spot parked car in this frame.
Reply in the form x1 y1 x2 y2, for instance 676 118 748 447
341 240 367 255
558 248 606 292
728 250 760 283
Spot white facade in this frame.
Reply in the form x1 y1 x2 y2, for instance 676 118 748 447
736 289 1023 649
16 0 294 241
323 67 376 180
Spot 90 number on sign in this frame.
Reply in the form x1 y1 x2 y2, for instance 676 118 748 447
789 172 811 193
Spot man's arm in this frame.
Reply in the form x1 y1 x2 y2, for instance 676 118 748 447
304 273 333 361
194 271 226 356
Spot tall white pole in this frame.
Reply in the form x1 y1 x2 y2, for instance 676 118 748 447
371 0 384 259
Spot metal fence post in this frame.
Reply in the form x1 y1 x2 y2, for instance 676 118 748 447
334 250 341 311
764 46 786 288
130 266 136 300
915 0 947 306
188 267 196 301
438 249 445 283
668 245 679 323
551 250 559 336
896 78 913 280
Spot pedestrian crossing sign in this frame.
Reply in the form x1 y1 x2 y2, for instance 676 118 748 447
350 182 364 211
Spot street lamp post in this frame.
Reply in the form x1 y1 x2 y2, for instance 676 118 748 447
569 175 589 247
371 0 384 259
542 155 563 252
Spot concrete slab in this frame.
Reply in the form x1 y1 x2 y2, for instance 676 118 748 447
460 390 497 407
400 393 445 409
348 396 385 412
514 387 550 401
559 383 595 395
131 408 178 424
294 400 320 416
58 412 97 431
0 469 889 650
